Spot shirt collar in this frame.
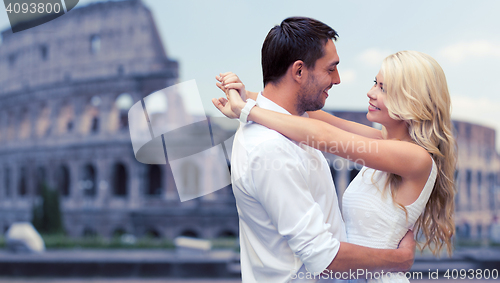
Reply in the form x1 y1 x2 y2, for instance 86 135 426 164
256 92 309 118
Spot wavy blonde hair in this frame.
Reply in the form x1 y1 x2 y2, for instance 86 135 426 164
380 51 457 256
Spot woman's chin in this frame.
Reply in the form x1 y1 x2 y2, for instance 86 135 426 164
366 112 376 122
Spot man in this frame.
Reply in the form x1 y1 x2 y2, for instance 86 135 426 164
213 17 415 282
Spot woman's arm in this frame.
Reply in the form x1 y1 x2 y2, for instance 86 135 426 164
212 85 429 179
212 74 430 178
307 110 383 139
216 72 381 138
245 105 429 179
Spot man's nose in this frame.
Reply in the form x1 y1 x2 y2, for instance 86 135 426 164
332 68 340 85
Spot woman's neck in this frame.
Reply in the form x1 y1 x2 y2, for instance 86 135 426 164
385 122 412 142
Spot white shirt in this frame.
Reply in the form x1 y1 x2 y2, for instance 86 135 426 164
231 93 347 283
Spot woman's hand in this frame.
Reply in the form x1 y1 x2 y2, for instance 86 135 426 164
213 72 248 119
211 96 239 119
216 72 247 101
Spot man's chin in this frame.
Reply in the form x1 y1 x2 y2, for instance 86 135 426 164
304 105 325 113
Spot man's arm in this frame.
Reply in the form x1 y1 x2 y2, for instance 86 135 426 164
329 230 415 273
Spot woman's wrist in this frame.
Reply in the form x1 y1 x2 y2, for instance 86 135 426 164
239 99 257 123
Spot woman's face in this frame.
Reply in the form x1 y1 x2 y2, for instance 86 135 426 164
366 70 391 125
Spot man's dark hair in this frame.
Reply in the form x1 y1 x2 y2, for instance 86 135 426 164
261 17 338 86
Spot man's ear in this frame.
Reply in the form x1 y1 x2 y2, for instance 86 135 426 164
291 60 305 83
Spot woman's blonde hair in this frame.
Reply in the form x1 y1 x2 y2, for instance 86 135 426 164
380 51 457 256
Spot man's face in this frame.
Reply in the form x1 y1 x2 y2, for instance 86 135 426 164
296 39 340 114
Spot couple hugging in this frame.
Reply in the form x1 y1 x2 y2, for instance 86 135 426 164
212 16 455 283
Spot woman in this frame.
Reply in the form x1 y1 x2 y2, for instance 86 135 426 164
213 50 456 282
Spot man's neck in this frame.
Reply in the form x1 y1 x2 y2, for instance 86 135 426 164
261 83 301 116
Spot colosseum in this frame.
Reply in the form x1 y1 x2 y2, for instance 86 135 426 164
0 0 237 240
0 0 498 243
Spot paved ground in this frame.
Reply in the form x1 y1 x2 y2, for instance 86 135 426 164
0 280 242 283
0 247 499 282
0 279 499 282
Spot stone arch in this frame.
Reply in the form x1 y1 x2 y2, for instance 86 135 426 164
146 164 162 196
217 230 237 238
56 165 70 197
82 164 96 197
112 227 127 238
179 228 200 238
80 96 101 135
112 162 128 197
109 93 133 132
6 110 15 141
145 228 161 238
82 226 98 237
477 171 483 204
477 224 483 239
466 170 472 208
463 223 471 238
36 102 51 137
488 173 495 210
90 34 101 54
57 101 74 134
18 107 30 140
4 167 11 197
18 166 27 196
35 166 47 196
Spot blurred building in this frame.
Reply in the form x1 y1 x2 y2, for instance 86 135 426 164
453 121 500 240
0 0 237 239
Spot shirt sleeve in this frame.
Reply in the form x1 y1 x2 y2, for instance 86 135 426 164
248 139 341 274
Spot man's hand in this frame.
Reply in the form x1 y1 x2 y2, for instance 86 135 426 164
397 230 416 272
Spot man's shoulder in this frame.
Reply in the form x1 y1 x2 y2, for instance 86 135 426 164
236 122 297 153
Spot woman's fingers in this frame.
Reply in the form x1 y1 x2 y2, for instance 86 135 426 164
212 97 238 119
219 72 233 78
224 82 244 91
216 82 226 92
222 74 240 85
212 98 222 110
218 97 228 106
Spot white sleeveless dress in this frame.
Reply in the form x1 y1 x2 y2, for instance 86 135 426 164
342 158 437 283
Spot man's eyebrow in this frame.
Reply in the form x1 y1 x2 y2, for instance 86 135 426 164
330 61 340 66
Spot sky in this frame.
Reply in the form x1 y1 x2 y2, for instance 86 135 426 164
1 0 500 149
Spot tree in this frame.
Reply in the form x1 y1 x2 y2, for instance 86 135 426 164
32 184 64 234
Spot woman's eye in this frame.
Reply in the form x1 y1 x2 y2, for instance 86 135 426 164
374 79 385 92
